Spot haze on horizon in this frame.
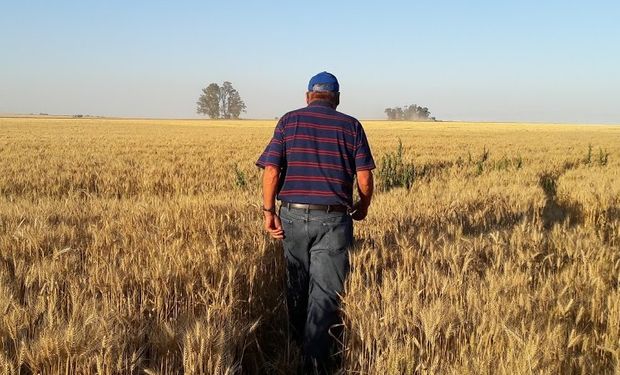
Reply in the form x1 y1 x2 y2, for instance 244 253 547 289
1 1 619 124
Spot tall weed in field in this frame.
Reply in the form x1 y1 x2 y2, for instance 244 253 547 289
378 138 416 191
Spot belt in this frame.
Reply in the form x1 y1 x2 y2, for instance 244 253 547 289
282 202 349 213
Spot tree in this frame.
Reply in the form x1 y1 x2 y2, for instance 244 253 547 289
394 107 404 120
196 82 246 119
197 83 220 118
221 81 246 119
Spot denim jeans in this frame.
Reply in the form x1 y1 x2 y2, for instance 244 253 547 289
279 205 353 369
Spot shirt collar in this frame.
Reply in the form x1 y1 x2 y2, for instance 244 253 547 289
307 100 335 108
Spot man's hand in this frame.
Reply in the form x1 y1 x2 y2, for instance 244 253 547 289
352 170 373 221
264 212 284 239
261 165 283 239
350 201 369 221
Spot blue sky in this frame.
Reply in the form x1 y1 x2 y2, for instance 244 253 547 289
1 1 619 123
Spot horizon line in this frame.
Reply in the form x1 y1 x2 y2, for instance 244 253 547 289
0 113 618 126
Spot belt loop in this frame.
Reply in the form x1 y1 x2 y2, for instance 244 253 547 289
326 205 331 213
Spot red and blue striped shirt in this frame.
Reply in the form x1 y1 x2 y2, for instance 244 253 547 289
256 101 375 207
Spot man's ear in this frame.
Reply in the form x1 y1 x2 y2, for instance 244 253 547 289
306 92 311 104
334 92 340 107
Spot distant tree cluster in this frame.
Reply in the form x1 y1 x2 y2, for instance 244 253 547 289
385 104 435 121
197 81 246 119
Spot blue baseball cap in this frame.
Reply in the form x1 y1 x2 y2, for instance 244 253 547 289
308 71 339 92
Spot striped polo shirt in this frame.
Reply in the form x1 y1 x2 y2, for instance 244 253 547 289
256 100 375 207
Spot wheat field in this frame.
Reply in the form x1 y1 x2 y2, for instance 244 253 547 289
0 117 618 374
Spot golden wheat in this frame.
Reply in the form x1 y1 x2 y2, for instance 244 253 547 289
0 117 618 374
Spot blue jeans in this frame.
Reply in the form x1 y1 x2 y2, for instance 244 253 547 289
279 205 353 368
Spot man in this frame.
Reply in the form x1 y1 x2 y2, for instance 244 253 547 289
256 71 375 372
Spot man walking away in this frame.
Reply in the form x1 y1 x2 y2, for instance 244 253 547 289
256 71 375 373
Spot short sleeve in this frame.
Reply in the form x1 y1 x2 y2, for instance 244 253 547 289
354 122 375 171
256 119 285 169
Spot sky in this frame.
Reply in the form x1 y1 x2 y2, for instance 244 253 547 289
1 1 619 123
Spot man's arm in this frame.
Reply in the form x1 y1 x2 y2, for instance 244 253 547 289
262 165 284 239
351 169 373 221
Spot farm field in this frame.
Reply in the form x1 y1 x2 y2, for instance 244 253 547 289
0 117 619 374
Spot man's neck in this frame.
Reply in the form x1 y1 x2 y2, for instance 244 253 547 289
308 100 337 109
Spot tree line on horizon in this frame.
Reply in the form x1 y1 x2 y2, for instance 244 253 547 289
385 104 435 121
